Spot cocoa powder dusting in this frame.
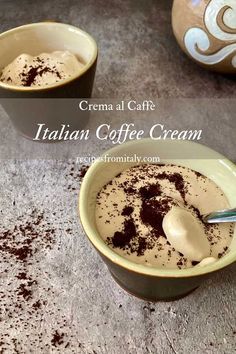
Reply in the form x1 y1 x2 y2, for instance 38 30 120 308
111 219 137 248
121 206 134 216
105 166 184 256
79 165 89 181
51 331 64 347
139 183 162 199
21 61 62 87
17 284 33 301
0 209 55 263
156 172 187 202
140 197 172 238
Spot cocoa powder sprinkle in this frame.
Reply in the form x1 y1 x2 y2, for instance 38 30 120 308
21 64 62 87
121 206 134 216
51 331 64 347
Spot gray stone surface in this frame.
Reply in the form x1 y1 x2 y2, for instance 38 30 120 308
0 157 236 354
0 0 235 99
0 1 236 353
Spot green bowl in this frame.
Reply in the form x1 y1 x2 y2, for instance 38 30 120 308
79 139 236 301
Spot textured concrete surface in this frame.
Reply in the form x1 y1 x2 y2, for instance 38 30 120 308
0 1 236 353
0 158 236 354
0 0 235 98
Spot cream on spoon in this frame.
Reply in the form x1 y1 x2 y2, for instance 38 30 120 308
163 206 211 262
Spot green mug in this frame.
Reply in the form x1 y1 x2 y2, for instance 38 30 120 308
0 22 98 139
79 139 236 301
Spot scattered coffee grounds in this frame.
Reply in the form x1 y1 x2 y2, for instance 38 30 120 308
111 219 137 248
123 186 136 194
108 217 157 256
79 165 89 181
136 236 148 256
156 172 187 202
191 205 204 224
108 197 177 255
16 272 27 280
218 246 229 259
0 209 55 264
0 207 65 351
139 183 162 199
194 171 204 178
140 197 174 238
66 162 90 191
177 259 183 267
32 300 42 310
121 206 134 216
3 244 33 261
17 283 33 301
21 65 61 87
51 331 64 347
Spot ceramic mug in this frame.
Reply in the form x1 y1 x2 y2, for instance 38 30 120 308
172 0 236 74
79 139 236 301
0 22 98 139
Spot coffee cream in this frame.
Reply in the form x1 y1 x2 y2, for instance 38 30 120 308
0 51 84 87
95 164 234 269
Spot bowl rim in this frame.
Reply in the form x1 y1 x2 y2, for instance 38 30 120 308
79 139 236 278
0 22 98 92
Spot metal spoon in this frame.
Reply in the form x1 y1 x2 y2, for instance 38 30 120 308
203 208 236 223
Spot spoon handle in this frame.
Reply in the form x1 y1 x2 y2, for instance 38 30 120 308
203 208 236 223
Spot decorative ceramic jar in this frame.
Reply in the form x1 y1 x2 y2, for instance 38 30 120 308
172 0 236 73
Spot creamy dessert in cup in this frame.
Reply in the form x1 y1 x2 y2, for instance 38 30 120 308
96 164 233 269
0 22 98 139
79 139 236 301
0 51 85 87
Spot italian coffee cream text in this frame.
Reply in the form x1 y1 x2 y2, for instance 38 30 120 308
33 123 202 143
